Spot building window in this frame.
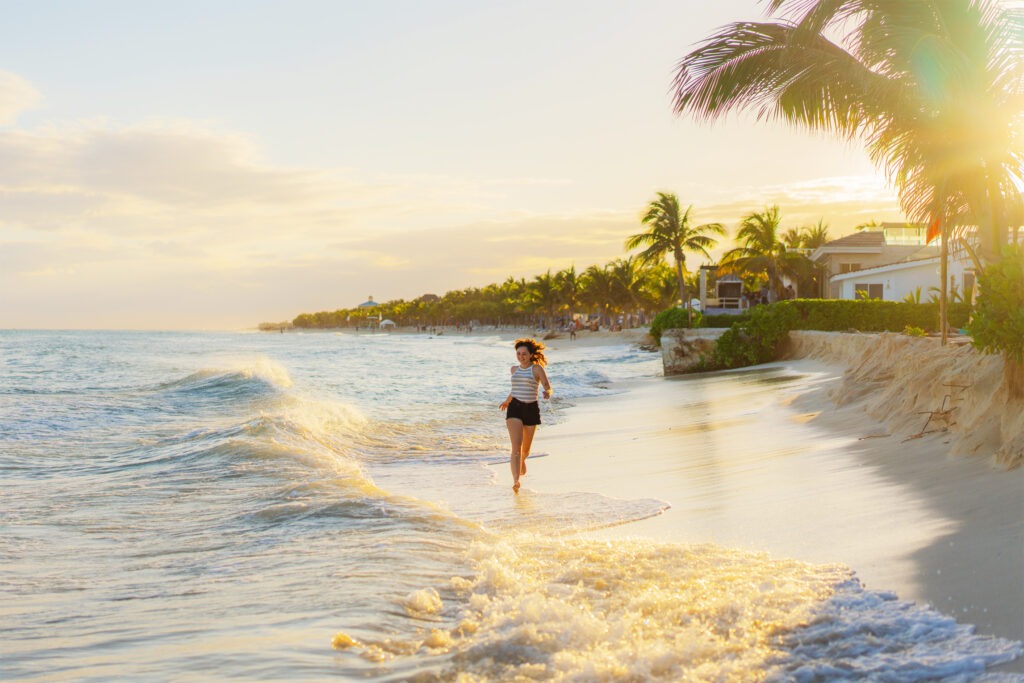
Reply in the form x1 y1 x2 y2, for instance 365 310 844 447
963 271 976 300
855 284 883 300
839 263 861 273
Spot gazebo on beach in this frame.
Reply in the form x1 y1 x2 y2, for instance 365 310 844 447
715 274 745 309
357 296 382 328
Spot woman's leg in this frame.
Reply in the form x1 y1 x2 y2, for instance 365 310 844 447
506 418 524 491
520 425 537 475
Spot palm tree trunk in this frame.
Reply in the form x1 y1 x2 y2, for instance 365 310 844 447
940 215 948 346
675 260 691 325
673 262 685 303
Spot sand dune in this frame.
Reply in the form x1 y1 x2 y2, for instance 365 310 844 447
785 331 1023 469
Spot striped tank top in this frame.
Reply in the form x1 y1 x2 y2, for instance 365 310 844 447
510 364 539 402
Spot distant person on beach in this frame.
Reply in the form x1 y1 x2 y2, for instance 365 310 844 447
568 320 577 341
498 338 552 493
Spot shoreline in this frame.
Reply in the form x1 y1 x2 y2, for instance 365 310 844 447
270 325 655 349
524 339 1023 670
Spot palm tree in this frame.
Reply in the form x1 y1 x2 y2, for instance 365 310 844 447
781 228 804 249
626 192 725 313
801 219 831 249
641 261 682 312
499 277 528 326
608 256 648 326
721 205 805 298
798 218 832 297
671 0 1024 265
580 264 615 328
526 270 560 329
555 265 582 323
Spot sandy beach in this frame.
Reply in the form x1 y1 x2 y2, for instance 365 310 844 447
523 331 1024 672
8 328 1022 679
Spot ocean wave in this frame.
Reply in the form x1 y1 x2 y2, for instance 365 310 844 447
331 539 1023 681
153 359 294 400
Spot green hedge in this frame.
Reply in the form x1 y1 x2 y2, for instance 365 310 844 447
656 299 974 370
710 304 791 368
701 313 750 328
776 299 971 332
649 307 702 343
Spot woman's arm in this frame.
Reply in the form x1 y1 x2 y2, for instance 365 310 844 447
534 365 552 399
499 365 515 410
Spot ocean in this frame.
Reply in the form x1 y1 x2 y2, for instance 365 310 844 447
1 329 1021 682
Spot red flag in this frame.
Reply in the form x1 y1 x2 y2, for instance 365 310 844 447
926 216 941 244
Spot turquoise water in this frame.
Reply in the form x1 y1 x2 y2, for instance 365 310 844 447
1 330 1020 681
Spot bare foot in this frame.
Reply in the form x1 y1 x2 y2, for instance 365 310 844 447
512 480 520 493
520 458 527 476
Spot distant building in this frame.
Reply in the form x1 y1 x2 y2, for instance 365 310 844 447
810 224 974 301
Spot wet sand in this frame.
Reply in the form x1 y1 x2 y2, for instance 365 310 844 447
525 357 1023 671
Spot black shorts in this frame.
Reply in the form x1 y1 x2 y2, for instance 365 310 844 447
506 397 541 426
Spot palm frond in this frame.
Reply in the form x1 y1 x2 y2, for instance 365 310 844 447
674 0 1024 263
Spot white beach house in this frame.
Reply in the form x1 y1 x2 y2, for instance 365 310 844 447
810 223 975 302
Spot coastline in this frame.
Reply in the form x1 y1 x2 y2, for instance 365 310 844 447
522 334 1023 670
274 325 655 350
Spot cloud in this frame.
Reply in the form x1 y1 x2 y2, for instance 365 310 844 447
0 122 350 215
0 71 40 125
0 99 904 328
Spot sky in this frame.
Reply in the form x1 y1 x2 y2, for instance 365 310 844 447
0 0 910 330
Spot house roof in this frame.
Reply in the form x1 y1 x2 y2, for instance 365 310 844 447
829 255 940 281
825 231 885 248
809 231 884 261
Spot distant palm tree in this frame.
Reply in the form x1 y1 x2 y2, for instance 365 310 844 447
500 277 528 324
854 219 883 233
555 265 582 321
721 205 804 297
781 228 804 249
641 261 681 312
801 219 831 249
671 0 1024 264
608 256 647 325
799 218 832 298
581 264 615 327
527 270 560 329
626 192 724 311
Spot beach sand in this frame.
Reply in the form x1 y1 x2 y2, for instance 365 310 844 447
523 333 1023 671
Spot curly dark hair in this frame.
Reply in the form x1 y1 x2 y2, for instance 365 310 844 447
514 337 547 366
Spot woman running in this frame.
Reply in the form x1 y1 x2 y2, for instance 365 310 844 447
498 338 552 493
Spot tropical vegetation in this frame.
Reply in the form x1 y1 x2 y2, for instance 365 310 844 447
707 299 973 370
277 201 851 334
626 193 724 313
720 205 811 298
287 256 683 331
671 0 1024 266
282 190 842 333
671 0 1024 376
968 244 1024 396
